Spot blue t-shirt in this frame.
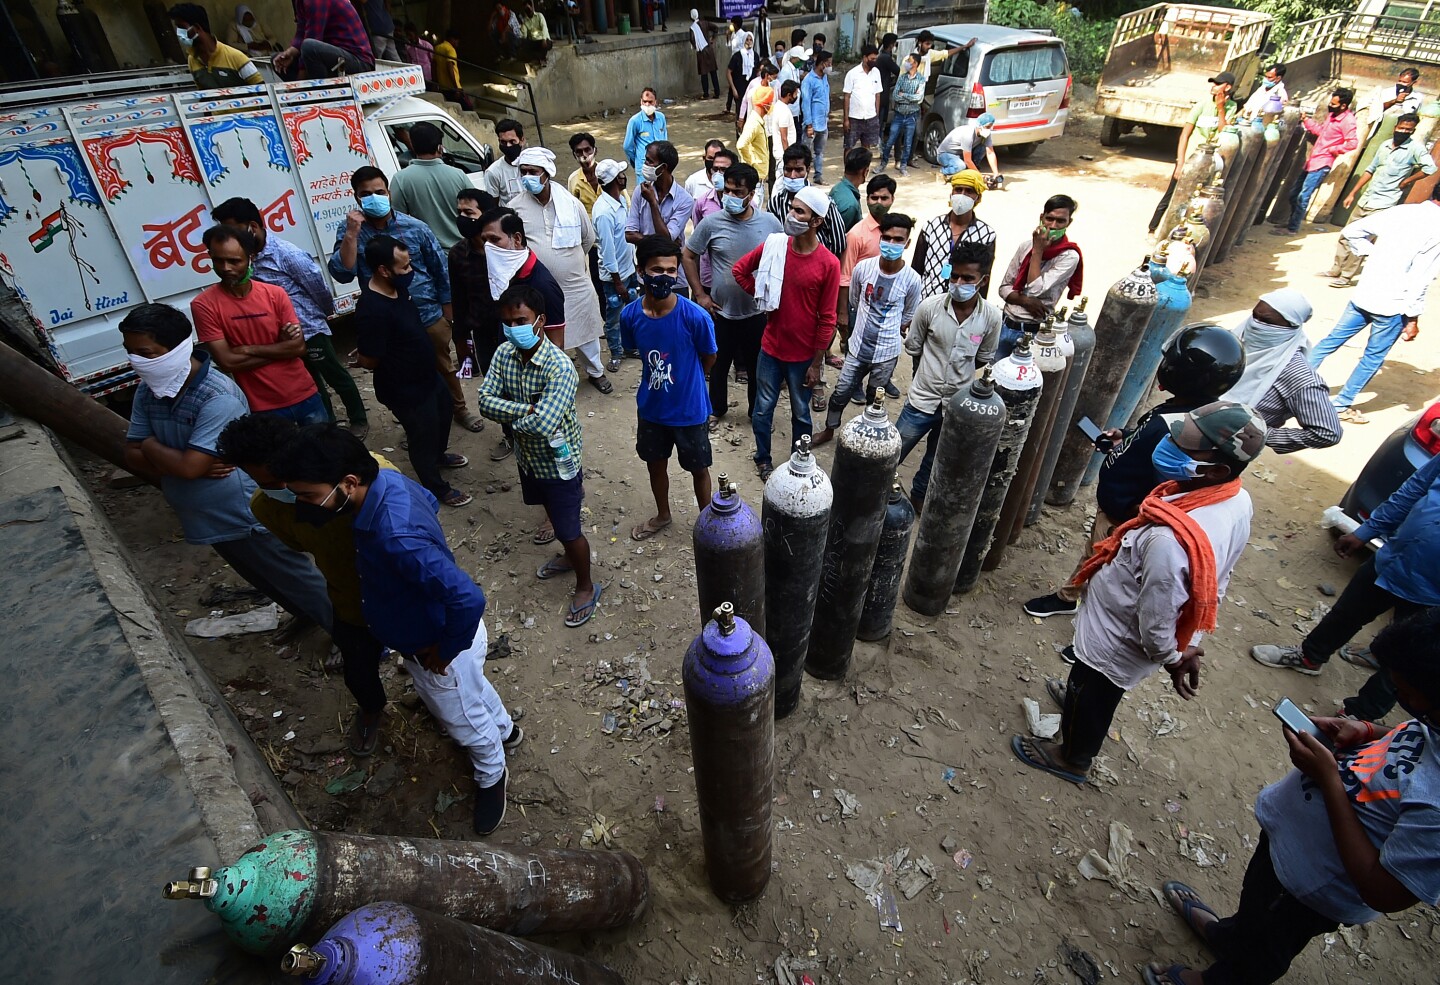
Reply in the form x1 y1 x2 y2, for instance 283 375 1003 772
622 295 717 427
1255 720 1440 924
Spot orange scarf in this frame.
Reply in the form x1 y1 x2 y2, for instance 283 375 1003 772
1069 478 1243 651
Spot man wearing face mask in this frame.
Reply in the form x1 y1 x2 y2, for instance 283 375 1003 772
169 3 263 88
625 237 718 541
624 88 670 176
935 113 999 181
448 187 502 385
1274 88 1357 237
1326 113 1434 288
218 414 398 756
998 193 1082 358
842 44 883 152
119 303 333 638
836 173 896 366
768 144 848 260
911 170 996 298
593 159 640 373
1013 402 1266 785
684 161 780 425
684 140 727 202
801 50 833 184
897 241 1001 511
1221 289 1341 453
732 186 841 480
565 131 604 214
273 425 521 836
1024 324 1244 620
510 147 612 393
479 285 601 628
625 141 695 300
352 236 472 508
193 225 326 426
482 119 528 207
813 212 921 447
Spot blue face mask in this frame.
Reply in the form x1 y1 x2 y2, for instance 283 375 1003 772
359 193 390 219
1151 434 1204 482
504 317 541 349
643 273 677 299
260 486 297 503
1262 78 1277 88
521 174 546 197
781 176 806 194
712 170 727 192
722 193 747 215
948 281 978 303
879 241 905 262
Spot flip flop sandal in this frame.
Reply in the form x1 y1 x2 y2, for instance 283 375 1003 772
607 357 622 373
1162 881 1220 946
532 525 556 545
440 453 469 469
536 556 574 580
323 645 344 672
1339 645 1380 670
708 415 721 433
1143 963 1193 985
564 583 604 628
455 412 486 433
756 462 774 481
810 386 827 414
631 518 672 542
441 488 473 507
588 375 614 394
1009 734 1086 785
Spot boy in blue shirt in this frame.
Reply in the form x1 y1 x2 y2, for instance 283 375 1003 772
623 235 717 542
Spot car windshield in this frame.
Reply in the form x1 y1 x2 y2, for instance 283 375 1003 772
982 45 1067 85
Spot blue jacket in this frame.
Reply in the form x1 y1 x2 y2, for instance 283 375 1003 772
1355 452 1440 606
623 110 668 172
801 70 830 133
351 469 487 662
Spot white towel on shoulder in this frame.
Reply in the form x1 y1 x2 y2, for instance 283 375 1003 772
547 184 586 251
755 233 789 312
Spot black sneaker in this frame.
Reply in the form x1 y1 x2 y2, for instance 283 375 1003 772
502 724 524 753
474 769 508 835
1059 644 1076 665
1024 593 1078 618
883 381 901 399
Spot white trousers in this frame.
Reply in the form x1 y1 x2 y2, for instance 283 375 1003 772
575 338 605 378
405 619 512 786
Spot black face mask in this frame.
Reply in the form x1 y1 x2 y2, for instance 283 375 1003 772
296 485 352 527
457 215 485 240
500 144 523 163
1328 105 1344 116
1394 131 1414 146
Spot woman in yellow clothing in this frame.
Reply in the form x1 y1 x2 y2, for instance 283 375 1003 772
738 85 774 178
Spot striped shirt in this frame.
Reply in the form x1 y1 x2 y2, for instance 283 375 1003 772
1253 350 1343 453
477 339 582 479
911 213 996 298
767 188 848 260
254 233 335 339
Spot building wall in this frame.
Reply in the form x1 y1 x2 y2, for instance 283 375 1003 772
32 0 298 70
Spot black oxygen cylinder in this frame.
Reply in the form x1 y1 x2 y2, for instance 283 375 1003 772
693 473 765 638
954 337 1043 595
762 436 833 719
856 481 916 642
805 392 902 680
1028 301 1094 525
1046 259 1157 507
902 371 1007 616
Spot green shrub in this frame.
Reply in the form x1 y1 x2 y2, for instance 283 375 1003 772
989 0 1116 85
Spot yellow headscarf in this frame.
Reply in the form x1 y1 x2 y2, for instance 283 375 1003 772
949 169 986 198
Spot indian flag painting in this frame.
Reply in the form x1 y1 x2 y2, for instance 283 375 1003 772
28 209 64 253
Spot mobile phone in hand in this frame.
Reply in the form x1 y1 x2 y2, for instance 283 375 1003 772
1077 416 1113 451
1274 697 1320 738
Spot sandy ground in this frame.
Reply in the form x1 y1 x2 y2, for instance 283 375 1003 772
87 83 1440 983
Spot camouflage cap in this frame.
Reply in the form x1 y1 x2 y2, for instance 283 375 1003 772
1169 401 1267 465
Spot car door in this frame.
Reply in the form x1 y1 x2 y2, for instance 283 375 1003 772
980 42 1068 134
931 46 973 129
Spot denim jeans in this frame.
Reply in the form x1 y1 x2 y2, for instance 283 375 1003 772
825 354 897 430
804 129 828 181
881 113 918 168
1285 166 1330 232
896 401 944 504
938 152 963 175
602 274 640 359
265 392 329 426
298 38 371 78
1308 301 1407 408
751 350 813 466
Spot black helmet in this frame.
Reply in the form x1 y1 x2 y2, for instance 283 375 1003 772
1156 323 1245 401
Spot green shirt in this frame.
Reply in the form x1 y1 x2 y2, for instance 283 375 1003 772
1188 97 1238 143
1362 138 1437 210
387 157 474 250
830 177 862 232
477 339 583 479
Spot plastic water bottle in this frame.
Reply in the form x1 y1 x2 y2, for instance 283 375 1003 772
550 429 579 480
1321 505 1359 535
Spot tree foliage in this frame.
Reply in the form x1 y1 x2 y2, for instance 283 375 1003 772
989 0 1116 84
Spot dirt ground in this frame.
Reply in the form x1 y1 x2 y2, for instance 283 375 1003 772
87 82 1440 983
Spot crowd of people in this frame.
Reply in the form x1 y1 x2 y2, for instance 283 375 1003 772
107 17 1440 981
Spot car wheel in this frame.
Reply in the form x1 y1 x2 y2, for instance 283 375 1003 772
920 117 946 166
1006 141 1039 159
1100 116 1122 147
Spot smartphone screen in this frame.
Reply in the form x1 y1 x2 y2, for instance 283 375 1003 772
1077 417 1102 441
1274 698 1320 737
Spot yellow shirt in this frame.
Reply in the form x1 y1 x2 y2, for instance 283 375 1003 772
566 168 601 213
187 42 263 88
433 40 461 91
738 110 770 171
248 453 396 627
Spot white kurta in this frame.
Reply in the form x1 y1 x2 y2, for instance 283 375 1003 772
511 187 602 351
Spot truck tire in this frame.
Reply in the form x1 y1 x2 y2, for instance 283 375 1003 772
1006 141 1039 159
1100 116 1122 147
920 117 946 166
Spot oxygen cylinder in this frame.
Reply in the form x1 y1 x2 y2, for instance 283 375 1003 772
1262 90 1285 125
1265 107 1313 224
1046 260 1156 506
683 603 775 903
693 473 765 637
856 482 916 641
1255 107 1303 229
1096 260 1191 445
988 321 1068 566
762 436 832 718
1205 121 1261 267
161 831 649 955
1167 140 1220 230
280 902 624 985
902 372 1006 616
1172 201 1211 256
805 393 902 680
1028 300 1094 525
955 337 1043 594
1213 117 1278 263
1215 124 1241 178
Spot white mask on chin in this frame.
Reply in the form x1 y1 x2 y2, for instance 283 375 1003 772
128 335 195 398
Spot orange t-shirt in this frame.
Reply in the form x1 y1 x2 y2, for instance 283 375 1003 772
840 214 881 288
192 281 317 412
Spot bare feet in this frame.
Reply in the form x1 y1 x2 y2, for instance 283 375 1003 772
810 427 835 447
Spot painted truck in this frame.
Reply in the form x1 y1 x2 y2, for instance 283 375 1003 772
0 64 494 396
1095 3 1271 147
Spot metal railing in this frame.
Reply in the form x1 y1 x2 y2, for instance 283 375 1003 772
1278 11 1440 64
1107 3 1271 52
452 56 545 148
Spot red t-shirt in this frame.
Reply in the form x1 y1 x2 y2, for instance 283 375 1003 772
733 240 840 363
191 281 317 412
